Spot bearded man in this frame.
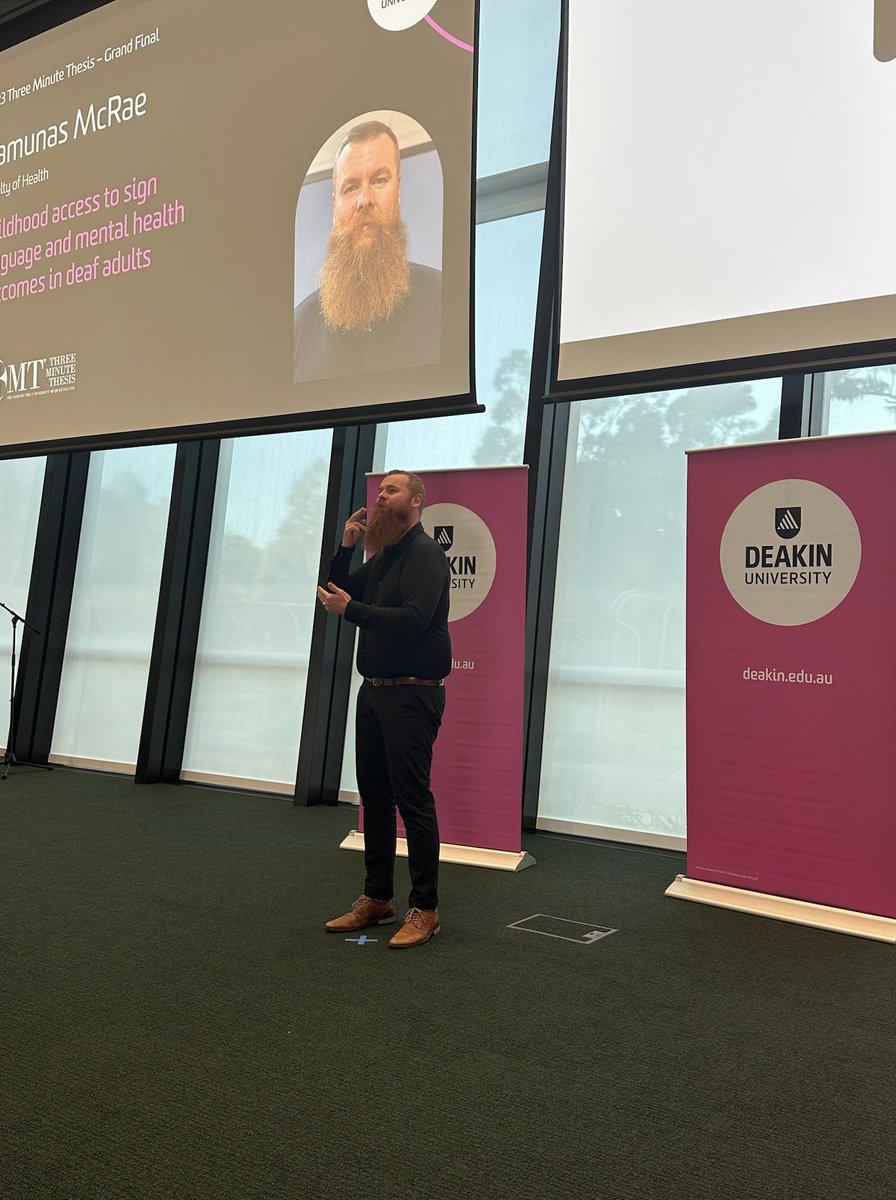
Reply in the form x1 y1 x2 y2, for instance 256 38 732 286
316 470 450 948
294 121 442 382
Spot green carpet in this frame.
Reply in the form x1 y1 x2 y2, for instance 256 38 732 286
1 768 894 1199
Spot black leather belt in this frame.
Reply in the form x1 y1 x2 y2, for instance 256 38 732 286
365 676 444 687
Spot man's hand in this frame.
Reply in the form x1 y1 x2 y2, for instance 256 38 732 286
341 507 367 548
317 581 351 616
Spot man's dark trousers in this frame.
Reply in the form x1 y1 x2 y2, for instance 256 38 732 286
355 680 445 910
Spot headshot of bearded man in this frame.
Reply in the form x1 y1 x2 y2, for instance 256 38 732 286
318 125 410 333
293 117 442 383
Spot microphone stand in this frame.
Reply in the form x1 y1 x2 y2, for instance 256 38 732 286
0 600 50 780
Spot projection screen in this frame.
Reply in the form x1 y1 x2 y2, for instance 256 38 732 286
0 0 477 454
554 0 896 396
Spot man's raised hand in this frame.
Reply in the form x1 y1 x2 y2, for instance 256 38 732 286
342 507 367 548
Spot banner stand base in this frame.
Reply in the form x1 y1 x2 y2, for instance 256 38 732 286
340 829 535 872
666 874 896 943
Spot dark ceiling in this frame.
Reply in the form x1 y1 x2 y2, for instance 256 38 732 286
0 0 111 48
0 0 52 26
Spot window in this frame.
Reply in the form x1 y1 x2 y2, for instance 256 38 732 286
181 430 332 789
823 365 896 436
52 445 176 769
538 380 781 844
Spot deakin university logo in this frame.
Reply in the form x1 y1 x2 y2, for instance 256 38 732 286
775 507 801 539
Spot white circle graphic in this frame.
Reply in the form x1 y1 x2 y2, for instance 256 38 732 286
423 503 497 622
719 478 861 626
368 0 438 33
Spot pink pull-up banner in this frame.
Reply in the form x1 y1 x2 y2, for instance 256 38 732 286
686 432 896 919
366 465 528 854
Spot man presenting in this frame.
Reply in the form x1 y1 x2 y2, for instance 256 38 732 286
294 120 442 382
317 471 450 948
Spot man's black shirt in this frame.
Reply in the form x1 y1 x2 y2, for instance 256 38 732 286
328 522 451 680
294 263 442 383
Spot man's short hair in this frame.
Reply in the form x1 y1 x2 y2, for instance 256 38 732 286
333 121 401 181
384 469 425 507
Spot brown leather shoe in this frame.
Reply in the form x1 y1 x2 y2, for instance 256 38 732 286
389 907 440 948
325 895 396 932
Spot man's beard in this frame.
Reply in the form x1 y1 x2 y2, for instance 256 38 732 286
319 213 410 333
365 504 413 555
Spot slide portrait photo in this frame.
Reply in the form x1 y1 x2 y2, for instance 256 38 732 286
293 110 444 384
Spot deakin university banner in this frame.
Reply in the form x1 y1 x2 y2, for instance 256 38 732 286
686 432 896 921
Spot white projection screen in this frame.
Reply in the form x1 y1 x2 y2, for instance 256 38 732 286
0 0 477 454
554 0 896 396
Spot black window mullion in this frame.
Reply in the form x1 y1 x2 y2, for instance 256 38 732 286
778 373 809 439
135 439 220 784
521 51 569 831
294 423 375 805
14 451 90 764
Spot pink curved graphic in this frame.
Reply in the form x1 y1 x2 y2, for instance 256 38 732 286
424 13 474 53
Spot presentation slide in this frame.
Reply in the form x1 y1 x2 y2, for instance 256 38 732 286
556 0 896 392
0 0 476 453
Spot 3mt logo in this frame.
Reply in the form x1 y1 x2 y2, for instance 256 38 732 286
0 357 44 397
